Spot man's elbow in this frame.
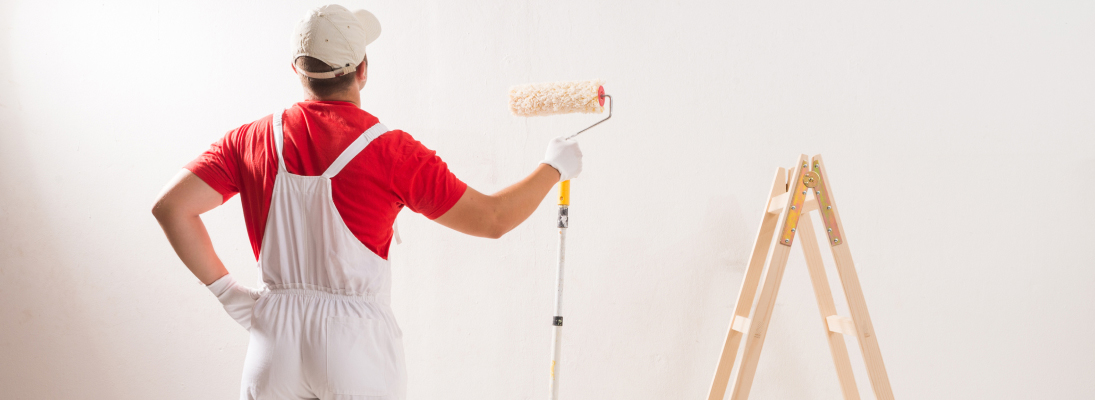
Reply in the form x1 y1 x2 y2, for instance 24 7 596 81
481 215 512 239
151 197 173 222
482 222 507 239
486 229 507 239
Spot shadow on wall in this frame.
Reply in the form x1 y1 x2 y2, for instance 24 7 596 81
0 3 123 397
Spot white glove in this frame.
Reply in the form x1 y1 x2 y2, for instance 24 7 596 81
541 137 583 182
207 273 264 330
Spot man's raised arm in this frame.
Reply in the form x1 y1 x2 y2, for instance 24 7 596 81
434 137 582 239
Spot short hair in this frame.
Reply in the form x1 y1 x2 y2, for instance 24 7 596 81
294 55 366 98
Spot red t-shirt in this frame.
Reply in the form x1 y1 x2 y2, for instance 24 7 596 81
185 101 467 260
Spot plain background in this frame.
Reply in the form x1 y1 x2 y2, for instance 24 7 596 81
2 0 1093 399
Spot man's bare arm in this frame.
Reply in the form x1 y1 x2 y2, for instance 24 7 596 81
152 170 228 285
434 164 561 239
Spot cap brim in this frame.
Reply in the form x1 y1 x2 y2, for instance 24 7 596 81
353 9 381 46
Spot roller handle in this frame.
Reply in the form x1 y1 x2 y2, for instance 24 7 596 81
551 180 569 400
558 180 571 206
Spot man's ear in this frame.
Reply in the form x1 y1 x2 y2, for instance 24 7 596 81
356 60 367 79
355 59 368 88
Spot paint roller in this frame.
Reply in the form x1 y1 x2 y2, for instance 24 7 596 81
508 79 612 400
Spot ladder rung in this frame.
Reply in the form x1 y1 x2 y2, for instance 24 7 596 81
826 315 856 336
731 315 752 333
766 192 789 214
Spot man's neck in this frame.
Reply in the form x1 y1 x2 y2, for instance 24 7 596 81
305 91 360 107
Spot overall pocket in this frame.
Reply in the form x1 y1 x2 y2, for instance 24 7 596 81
326 316 398 397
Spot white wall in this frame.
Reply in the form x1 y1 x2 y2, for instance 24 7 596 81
2 0 1093 399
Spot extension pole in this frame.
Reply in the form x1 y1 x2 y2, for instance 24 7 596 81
549 180 570 400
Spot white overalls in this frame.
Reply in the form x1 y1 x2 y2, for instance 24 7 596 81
240 110 406 400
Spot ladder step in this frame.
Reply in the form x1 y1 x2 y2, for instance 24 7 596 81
731 315 752 333
766 192 789 214
826 315 857 336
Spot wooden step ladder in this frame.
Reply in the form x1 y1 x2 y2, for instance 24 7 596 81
707 155 894 400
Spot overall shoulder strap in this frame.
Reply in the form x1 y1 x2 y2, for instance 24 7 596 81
322 123 389 178
272 109 287 172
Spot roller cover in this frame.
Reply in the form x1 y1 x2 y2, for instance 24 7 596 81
509 79 605 117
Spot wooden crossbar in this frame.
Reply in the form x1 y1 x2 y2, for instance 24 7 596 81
706 154 894 400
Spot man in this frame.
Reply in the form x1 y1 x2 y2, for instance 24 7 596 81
151 5 582 400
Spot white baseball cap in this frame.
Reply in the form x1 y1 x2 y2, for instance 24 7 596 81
292 4 381 79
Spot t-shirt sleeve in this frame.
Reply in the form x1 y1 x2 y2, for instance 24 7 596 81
184 128 242 203
388 131 468 219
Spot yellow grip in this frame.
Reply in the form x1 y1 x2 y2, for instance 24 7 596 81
558 180 570 206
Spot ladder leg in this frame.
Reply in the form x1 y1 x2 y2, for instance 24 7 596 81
798 215 860 400
831 244 894 400
726 155 810 400
812 155 894 400
707 168 788 400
